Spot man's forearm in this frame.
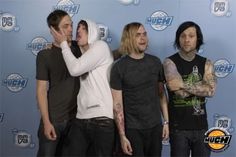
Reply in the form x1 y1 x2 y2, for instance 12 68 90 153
114 102 126 137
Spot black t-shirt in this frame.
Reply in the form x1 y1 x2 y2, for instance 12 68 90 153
36 41 81 123
167 53 208 130
110 54 164 129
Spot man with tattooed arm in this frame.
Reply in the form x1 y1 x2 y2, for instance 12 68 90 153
110 22 169 157
163 21 217 157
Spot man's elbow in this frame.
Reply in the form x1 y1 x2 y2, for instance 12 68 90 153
206 88 216 97
209 84 217 96
68 68 81 77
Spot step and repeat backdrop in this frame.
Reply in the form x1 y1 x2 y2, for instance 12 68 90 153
0 0 235 156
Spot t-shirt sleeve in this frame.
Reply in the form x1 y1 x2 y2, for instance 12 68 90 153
155 58 165 83
158 64 165 82
110 62 122 90
36 52 49 80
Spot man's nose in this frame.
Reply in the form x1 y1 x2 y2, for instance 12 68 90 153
68 26 73 32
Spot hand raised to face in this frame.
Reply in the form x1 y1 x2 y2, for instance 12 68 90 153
50 26 67 44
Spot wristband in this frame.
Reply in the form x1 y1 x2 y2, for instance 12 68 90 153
163 121 169 125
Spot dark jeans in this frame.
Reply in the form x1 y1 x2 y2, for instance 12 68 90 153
37 120 71 157
169 129 211 157
124 124 163 157
62 117 115 157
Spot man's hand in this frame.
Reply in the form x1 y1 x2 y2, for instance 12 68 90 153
162 124 169 141
50 27 67 44
44 122 57 141
120 135 133 156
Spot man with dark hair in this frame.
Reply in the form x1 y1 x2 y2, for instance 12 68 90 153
36 9 81 157
163 21 217 157
50 19 114 157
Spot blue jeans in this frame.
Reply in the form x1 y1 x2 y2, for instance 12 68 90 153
169 129 210 157
37 120 71 157
62 117 115 157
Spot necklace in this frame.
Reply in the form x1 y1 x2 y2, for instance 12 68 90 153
178 51 196 62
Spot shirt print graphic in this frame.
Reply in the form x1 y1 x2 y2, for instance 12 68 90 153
173 65 206 116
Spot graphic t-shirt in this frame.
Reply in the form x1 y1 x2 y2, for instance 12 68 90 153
168 53 208 130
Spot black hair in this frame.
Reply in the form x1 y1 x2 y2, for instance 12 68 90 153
174 21 204 51
47 9 68 31
76 20 88 38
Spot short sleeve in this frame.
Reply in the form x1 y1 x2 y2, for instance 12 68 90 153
158 64 165 83
154 57 165 83
36 52 49 80
110 62 122 90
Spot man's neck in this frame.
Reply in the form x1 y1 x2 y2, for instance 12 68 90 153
178 50 196 62
129 51 145 59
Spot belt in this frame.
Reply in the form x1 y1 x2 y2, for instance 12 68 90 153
77 116 114 126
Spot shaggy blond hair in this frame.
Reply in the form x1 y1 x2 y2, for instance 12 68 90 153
119 22 143 55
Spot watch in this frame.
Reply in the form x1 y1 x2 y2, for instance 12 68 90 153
163 121 169 125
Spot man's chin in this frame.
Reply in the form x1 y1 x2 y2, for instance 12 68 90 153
67 35 73 40
67 38 72 42
138 48 146 53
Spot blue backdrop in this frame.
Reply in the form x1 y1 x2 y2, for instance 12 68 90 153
0 0 235 156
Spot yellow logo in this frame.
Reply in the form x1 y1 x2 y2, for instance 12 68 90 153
204 128 232 152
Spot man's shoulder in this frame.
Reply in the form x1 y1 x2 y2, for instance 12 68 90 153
165 53 179 63
37 45 62 60
115 54 128 63
196 54 207 60
111 55 128 71
91 40 107 47
146 53 157 58
37 49 52 58
145 53 161 63
167 52 178 58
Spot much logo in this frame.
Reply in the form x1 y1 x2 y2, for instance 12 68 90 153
53 0 79 17
2 73 28 92
204 115 233 152
12 129 35 148
27 37 50 56
214 59 234 78
146 11 173 31
204 128 231 152
117 0 140 5
0 12 20 32
98 23 112 43
0 113 4 123
211 0 231 16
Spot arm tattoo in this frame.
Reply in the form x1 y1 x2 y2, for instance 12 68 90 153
175 90 190 98
163 59 182 81
113 103 125 136
184 59 217 97
164 58 189 95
